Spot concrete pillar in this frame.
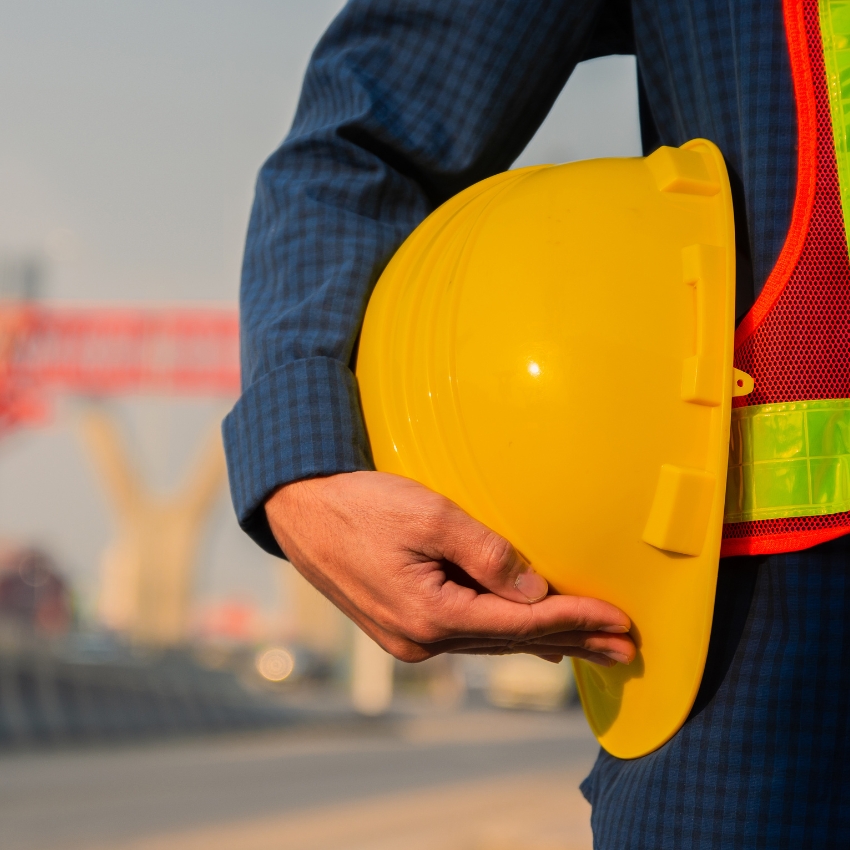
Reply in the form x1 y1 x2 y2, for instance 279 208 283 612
350 628 394 716
78 407 226 647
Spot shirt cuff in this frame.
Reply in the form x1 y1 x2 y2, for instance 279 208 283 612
222 356 374 556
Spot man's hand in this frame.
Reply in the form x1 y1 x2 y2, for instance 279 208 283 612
265 471 635 666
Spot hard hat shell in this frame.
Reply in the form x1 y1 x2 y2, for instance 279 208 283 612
356 140 735 758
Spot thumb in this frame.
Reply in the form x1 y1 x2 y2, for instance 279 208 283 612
435 503 549 603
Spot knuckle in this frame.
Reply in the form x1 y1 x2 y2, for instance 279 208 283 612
514 606 543 641
571 596 599 630
405 616 443 645
386 638 430 664
417 495 452 536
478 531 515 577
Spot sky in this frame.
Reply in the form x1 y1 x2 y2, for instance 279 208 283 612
0 1 641 627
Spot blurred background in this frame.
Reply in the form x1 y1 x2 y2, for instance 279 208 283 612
0 3 640 849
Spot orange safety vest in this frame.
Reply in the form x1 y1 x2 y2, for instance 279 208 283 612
721 0 850 557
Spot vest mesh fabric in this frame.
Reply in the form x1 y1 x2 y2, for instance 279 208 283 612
722 0 850 551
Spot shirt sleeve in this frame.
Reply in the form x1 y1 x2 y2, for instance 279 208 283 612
223 0 607 555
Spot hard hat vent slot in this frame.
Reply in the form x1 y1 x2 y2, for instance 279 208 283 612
680 245 726 407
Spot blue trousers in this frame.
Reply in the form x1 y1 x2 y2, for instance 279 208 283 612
581 537 850 848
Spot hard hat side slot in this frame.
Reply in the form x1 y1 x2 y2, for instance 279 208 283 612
645 146 721 196
642 464 716 556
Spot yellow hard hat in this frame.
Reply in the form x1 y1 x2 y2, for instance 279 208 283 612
356 139 736 758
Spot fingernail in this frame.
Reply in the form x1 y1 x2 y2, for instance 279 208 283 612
603 651 632 665
514 570 548 602
599 624 630 634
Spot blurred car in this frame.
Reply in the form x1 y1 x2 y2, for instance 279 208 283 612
0 546 72 635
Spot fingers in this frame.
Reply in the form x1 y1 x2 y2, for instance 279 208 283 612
449 645 618 667
421 629 633 655
512 629 634 655
416 629 633 663
353 572 634 664
347 598 634 666
433 583 632 644
426 501 550 603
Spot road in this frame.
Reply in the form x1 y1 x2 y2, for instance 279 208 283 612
0 706 600 850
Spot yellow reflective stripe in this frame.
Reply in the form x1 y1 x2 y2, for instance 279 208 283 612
820 0 850 249
724 399 850 523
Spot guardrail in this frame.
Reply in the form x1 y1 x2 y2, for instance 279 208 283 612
0 631 291 746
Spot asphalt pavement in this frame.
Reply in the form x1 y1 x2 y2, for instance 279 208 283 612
0 705 600 850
